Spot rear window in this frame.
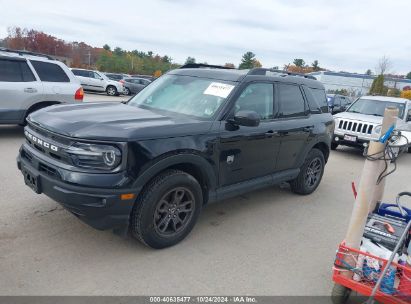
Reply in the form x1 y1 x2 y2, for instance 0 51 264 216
0 59 36 82
30 60 70 82
309 88 328 113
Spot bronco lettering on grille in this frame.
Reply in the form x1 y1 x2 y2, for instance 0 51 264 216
25 131 58 152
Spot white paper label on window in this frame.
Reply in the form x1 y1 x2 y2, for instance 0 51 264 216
203 82 235 98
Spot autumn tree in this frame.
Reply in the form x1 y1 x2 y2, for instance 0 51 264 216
311 60 320 71
375 55 392 75
103 44 111 51
224 63 236 68
239 51 261 69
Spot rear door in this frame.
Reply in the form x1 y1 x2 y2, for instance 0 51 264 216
275 83 312 171
90 71 106 92
29 60 73 103
0 57 43 123
72 69 90 90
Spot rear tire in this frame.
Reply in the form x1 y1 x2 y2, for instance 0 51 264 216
124 87 131 96
331 142 339 150
331 283 351 304
408 147 411 153
290 148 325 195
106 85 117 96
130 169 203 249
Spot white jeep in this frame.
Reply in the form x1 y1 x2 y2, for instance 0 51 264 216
332 96 411 152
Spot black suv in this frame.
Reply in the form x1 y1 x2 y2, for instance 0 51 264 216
17 65 334 248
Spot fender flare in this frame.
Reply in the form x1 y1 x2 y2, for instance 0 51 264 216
131 153 217 194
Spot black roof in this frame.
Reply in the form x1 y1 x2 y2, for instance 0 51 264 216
169 66 324 89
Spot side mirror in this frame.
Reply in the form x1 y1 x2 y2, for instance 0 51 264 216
232 110 260 127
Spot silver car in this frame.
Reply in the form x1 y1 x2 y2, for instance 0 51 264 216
0 48 83 125
332 95 411 152
71 68 124 96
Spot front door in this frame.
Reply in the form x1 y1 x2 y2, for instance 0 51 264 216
218 82 281 187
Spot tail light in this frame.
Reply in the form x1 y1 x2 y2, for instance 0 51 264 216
119 80 125 84
75 87 84 101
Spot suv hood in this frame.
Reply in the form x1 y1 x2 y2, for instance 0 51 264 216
28 103 214 141
333 112 383 124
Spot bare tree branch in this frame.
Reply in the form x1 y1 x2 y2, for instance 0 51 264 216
375 55 392 75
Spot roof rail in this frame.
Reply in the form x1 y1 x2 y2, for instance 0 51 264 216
0 47 54 60
179 63 234 70
248 68 317 80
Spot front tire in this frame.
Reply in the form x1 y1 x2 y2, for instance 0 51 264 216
130 169 203 249
106 85 117 96
290 148 325 195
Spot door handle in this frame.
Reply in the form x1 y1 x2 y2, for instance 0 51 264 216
24 88 37 93
303 126 314 132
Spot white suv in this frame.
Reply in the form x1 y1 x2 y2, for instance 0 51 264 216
0 48 84 125
332 95 411 152
71 68 124 96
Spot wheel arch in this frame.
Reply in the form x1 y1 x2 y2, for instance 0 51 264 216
23 101 61 123
132 153 217 205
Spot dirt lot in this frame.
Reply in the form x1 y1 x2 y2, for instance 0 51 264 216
1 95 410 296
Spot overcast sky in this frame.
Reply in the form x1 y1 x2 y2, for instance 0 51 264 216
0 0 410 74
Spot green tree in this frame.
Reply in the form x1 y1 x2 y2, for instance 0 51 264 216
369 74 386 95
239 51 260 69
102 44 111 51
185 57 196 64
311 60 320 71
366 69 372 75
406 72 411 80
293 58 305 67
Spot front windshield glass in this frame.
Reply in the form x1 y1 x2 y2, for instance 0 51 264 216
128 74 236 119
347 98 405 119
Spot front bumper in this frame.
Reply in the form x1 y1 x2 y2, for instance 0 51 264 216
332 130 377 148
17 145 137 235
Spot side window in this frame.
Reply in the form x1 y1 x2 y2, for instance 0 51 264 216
234 83 274 120
71 69 80 76
302 86 321 114
0 59 36 82
93 72 101 79
309 88 328 113
30 61 70 82
277 84 306 118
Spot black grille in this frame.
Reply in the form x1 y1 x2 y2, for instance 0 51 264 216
39 163 60 178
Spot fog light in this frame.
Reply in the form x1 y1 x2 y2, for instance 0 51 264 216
335 137 339 142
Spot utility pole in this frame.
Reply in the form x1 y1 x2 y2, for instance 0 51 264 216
87 50 91 68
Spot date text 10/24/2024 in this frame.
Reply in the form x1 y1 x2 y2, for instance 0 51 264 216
149 297 257 303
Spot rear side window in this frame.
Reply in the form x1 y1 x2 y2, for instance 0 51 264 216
30 61 70 82
309 88 328 113
277 83 306 118
0 59 36 82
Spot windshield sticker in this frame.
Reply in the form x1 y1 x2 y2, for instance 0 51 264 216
204 82 235 98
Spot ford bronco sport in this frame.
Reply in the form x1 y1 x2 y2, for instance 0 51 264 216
17 65 334 248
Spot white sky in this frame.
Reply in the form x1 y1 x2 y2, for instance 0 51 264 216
0 0 410 74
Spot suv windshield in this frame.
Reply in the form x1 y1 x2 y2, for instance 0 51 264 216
128 74 236 119
347 98 405 119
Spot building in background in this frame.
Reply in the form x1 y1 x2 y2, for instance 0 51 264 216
310 71 411 97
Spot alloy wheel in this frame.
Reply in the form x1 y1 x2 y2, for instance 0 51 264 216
154 187 195 237
304 157 322 188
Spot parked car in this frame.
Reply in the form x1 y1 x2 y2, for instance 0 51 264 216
332 95 411 152
17 65 334 249
131 74 156 82
0 48 83 125
71 68 124 96
105 73 130 82
123 77 151 95
327 94 352 114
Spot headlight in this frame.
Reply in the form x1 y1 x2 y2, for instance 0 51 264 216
373 125 382 135
66 143 121 170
